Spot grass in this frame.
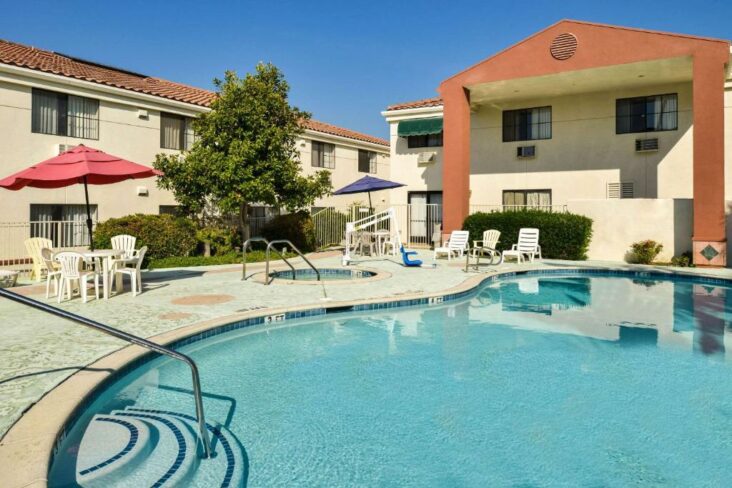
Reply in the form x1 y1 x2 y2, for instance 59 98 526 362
147 250 296 270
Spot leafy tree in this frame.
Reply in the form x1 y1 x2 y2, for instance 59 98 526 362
154 64 332 241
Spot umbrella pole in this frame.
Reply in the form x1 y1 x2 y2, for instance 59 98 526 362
83 176 94 251
368 191 373 214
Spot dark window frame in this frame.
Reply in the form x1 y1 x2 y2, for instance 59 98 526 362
358 149 377 173
615 93 678 134
311 140 336 169
502 106 552 142
31 88 99 140
407 132 443 148
160 112 194 150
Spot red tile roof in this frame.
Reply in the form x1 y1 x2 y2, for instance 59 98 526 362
0 39 388 146
303 119 388 147
387 96 443 111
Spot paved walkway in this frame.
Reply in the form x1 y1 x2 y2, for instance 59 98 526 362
1 250 731 436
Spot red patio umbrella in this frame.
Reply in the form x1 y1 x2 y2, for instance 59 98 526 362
0 144 161 250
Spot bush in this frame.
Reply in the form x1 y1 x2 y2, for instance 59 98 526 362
147 250 294 269
196 226 240 256
462 210 593 260
670 251 693 267
94 214 197 263
260 211 316 252
630 240 663 264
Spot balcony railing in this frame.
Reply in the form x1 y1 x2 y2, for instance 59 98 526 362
0 220 94 271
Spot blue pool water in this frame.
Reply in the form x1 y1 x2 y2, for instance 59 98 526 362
50 273 732 487
269 267 376 281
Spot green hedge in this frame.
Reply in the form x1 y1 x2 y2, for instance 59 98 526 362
147 250 294 269
260 211 316 253
462 210 593 260
94 214 198 262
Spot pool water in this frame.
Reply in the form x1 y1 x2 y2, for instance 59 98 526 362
50 274 732 487
269 267 376 281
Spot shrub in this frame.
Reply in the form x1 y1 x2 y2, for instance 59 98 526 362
196 226 240 256
260 211 316 253
147 250 294 269
670 251 693 267
94 214 197 262
462 210 593 260
630 240 663 264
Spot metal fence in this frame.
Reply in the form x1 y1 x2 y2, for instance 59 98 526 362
312 204 443 250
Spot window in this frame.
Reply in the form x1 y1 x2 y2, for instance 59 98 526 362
358 150 377 173
616 94 677 134
407 132 443 148
31 89 99 139
503 106 552 142
311 141 335 168
160 113 195 150
29 203 98 247
503 190 552 209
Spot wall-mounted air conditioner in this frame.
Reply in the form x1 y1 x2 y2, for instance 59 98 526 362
517 145 536 158
635 138 659 152
417 152 436 165
57 144 75 155
607 182 634 199
136 186 149 196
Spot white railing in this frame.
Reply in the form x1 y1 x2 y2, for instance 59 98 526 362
312 204 443 250
0 220 94 272
469 204 568 214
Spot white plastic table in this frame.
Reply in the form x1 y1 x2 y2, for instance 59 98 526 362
79 249 123 300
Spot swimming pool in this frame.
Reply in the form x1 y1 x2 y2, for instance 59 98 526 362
269 267 376 281
49 272 732 486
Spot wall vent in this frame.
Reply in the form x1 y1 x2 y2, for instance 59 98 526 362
516 145 536 158
607 182 634 199
635 138 659 152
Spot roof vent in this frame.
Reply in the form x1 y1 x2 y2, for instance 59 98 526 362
550 33 578 60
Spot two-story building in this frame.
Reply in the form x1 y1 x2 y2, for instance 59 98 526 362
0 39 388 259
384 20 732 265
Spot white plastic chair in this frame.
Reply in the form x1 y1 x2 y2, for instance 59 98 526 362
113 246 147 297
111 234 138 260
40 248 62 299
55 252 100 303
433 230 470 260
471 230 501 263
502 228 542 263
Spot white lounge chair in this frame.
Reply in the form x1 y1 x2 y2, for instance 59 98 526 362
433 230 470 261
112 246 147 297
471 229 501 263
502 228 542 263
55 251 100 303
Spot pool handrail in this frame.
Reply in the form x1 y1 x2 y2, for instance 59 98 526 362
0 287 213 459
242 237 321 284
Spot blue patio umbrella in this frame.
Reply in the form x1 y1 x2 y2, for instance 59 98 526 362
332 175 405 210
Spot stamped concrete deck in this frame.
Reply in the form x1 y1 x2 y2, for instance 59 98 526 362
1 250 731 439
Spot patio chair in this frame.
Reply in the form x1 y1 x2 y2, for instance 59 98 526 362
112 246 147 297
111 234 138 260
24 237 53 282
40 248 62 299
55 251 100 303
433 230 469 261
502 228 541 264
472 230 502 263
358 231 376 256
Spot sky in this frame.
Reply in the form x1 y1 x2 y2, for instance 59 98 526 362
1 0 731 139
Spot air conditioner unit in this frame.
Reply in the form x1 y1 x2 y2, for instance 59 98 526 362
57 143 75 155
417 152 436 165
635 138 659 152
517 145 536 158
136 186 149 196
607 182 634 199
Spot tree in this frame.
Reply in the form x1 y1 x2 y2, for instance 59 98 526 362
154 64 332 241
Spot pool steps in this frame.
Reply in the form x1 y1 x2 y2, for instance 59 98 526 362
75 386 245 487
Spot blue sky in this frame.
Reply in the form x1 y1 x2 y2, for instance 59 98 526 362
2 0 730 138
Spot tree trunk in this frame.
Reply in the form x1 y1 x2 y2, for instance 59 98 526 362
240 201 250 245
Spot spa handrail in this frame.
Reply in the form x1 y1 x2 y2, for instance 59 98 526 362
0 287 213 459
265 239 320 284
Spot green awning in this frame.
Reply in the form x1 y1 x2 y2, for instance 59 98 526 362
397 117 443 137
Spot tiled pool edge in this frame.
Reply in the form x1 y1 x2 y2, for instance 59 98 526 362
3 264 732 487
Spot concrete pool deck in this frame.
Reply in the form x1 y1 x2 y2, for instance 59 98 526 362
1 250 732 486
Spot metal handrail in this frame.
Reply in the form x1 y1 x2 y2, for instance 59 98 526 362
265 239 320 285
0 287 212 459
242 237 296 280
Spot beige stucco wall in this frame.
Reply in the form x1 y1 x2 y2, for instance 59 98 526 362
468 82 694 206
0 68 389 224
567 198 693 262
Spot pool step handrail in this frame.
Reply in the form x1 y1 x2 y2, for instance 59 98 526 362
0 287 213 459
242 237 321 285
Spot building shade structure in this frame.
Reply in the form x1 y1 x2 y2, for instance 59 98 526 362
333 175 405 209
397 118 443 137
0 144 161 249
436 19 730 266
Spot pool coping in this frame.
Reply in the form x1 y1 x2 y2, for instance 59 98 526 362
2 263 732 487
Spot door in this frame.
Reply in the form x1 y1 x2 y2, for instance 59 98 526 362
408 192 442 246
